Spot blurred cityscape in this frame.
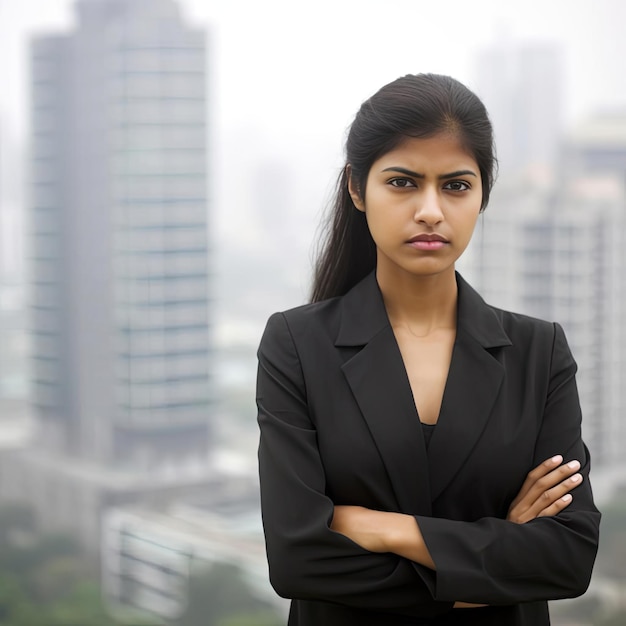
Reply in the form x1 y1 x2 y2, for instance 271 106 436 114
0 0 625 624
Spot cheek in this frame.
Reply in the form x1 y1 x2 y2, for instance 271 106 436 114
455 208 481 237
364 209 399 247
362 190 406 232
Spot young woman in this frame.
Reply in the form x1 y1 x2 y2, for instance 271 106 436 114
256 74 600 625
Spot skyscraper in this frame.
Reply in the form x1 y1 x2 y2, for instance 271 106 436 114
552 114 626 469
474 40 563 181
462 111 626 470
466 177 625 469
28 0 211 470
463 42 626 471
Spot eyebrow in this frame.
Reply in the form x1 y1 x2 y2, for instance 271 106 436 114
381 166 478 180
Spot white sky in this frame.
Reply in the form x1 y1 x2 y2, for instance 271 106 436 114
2 0 626 141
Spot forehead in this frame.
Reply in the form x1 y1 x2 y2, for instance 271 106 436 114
374 133 478 169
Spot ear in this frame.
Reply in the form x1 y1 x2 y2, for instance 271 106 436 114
346 164 366 212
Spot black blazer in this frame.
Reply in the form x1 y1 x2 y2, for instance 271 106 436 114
256 272 600 626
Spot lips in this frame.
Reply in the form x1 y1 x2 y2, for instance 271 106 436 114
407 234 449 243
406 233 449 251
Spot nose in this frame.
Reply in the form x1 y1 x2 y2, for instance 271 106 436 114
413 188 444 226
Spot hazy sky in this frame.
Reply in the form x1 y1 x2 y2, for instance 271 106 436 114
2 0 626 140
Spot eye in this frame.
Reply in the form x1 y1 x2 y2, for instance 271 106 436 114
443 180 471 192
388 178 416 188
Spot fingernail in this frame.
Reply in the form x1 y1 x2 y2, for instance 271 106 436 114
570 473 582 483
552 455 563 463
567 460 580 470
562 494 572 502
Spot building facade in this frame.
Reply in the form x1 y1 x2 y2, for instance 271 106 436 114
101 477 287 622
466 42 626 471
28 0 212 470
462 115 626 470
474 41 563 181
463 176 625 470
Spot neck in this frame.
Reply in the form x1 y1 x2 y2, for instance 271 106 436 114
376 266 458 336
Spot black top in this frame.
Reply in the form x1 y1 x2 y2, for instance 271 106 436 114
421 422 436 450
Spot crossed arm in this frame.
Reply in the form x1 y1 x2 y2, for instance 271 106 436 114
331 454 583 607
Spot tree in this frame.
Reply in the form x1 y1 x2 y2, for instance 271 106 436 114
0 502 139 626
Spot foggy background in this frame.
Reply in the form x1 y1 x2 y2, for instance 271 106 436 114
0 0 625 624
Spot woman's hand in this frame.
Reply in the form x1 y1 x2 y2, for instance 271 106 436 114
507 455 582 524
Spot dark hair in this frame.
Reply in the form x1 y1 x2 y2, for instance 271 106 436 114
310 73 497 303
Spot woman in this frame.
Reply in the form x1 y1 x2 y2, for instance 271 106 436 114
256 74 600 625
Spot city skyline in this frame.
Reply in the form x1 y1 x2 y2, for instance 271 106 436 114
3 1 626 324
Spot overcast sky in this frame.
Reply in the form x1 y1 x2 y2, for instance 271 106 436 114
2 0 626 140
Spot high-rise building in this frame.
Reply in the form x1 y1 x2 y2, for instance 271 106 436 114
462 112 626 470
466 43 626 472
464 176 625 470
474 41 563 181
28 0 212 470
560 110 626 178
552 113 626 469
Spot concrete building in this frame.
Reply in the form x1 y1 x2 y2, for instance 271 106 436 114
465 42 626 471
550 113 626 468
462 114 626 470
560 110 626 177
101 477 287 622
474 40 563 182
27 0 212 470
464 174 625 470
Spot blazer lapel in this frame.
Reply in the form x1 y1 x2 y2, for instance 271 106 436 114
427 275 512 502
335 272 513 512
336 273 433 516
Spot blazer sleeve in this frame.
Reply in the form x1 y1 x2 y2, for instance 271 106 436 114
413 322 601 605
256 312 452 616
